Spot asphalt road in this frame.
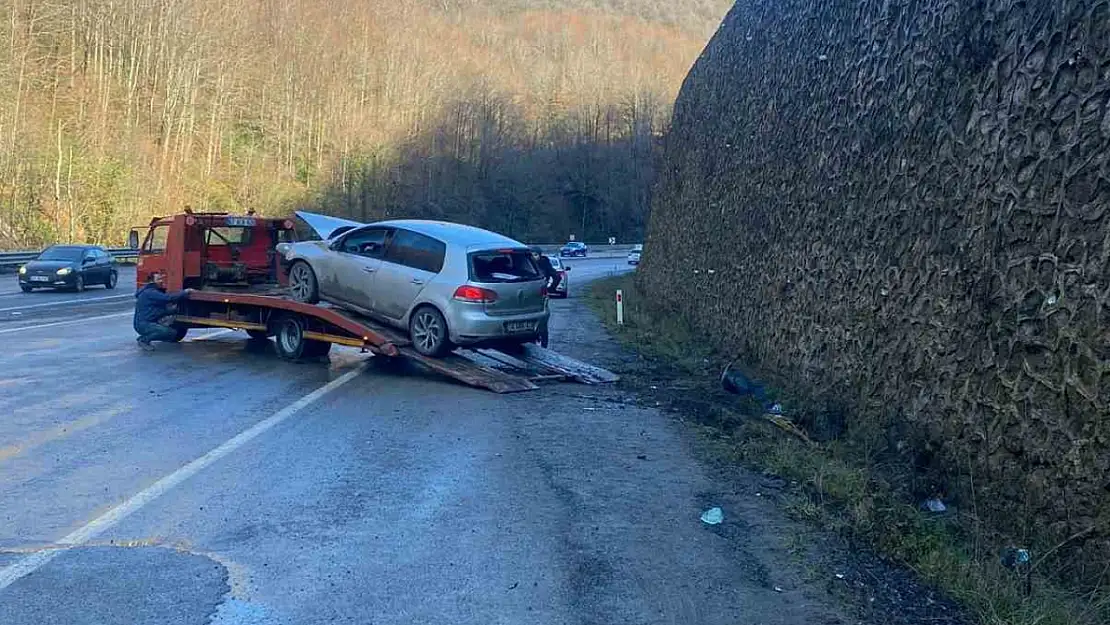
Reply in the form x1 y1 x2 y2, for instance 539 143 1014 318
0 257 854 625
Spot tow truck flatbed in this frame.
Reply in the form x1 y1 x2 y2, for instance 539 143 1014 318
171 287 617 393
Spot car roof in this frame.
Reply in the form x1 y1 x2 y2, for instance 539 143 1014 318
45 244 96 250
369 219 525 248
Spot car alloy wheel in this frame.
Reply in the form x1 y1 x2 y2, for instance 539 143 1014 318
289 262 318 303
410 307 450 357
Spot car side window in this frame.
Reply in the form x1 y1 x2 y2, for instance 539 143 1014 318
383 229 446 273
339 228 390 258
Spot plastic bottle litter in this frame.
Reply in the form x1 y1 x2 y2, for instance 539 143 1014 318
700 507 724 525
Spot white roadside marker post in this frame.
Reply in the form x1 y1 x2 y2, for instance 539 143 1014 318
616 289 624 326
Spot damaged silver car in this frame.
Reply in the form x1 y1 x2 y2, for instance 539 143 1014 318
278 212 549 357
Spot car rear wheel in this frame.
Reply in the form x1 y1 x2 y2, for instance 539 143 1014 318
289 261 320 304
20 285 32 293
410 306 452 357
105 271 118 289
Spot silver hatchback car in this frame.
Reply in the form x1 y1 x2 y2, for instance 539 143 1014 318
280 217 549 357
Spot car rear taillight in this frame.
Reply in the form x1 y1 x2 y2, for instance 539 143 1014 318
453 285 499 303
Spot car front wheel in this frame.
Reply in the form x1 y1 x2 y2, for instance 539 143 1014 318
288 261 320 303
409 306 452 357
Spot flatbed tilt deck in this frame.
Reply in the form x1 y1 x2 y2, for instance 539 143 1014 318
129 210 617 393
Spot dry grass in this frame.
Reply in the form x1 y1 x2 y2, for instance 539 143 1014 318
587 274 1110 625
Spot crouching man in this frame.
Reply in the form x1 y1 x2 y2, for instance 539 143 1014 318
134 271 193 350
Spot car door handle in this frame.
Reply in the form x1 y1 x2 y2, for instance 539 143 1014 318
411 278 425 285
362 267 377 273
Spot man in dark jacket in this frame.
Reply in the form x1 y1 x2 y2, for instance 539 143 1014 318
134 271 193 350
530 247 557 348
531 247 561 293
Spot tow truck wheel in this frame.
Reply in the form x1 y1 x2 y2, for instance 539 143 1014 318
273 315 328 361
288 261 319 304
274 316 308 361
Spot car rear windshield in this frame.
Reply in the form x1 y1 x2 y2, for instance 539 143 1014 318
470 250 541 283
37 246 84 261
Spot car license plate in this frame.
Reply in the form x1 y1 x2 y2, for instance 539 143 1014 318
30 276 49 282
505 321 536 334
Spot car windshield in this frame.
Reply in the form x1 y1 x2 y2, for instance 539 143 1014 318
470 250 541 283
37 246 84 261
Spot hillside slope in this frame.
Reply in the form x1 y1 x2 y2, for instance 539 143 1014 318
0 0 729 247
643 0 1110 584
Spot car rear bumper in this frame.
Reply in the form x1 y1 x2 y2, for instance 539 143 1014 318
447 306 550 345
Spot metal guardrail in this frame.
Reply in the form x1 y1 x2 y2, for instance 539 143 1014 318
0 248 139 268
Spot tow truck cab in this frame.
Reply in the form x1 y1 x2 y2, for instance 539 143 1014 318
129 212 297 291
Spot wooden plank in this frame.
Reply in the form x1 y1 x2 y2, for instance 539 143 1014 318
398 347 539 393
517 344 620 384
472 348 567 376
466 349 571 383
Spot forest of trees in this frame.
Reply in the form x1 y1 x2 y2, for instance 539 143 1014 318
0 0 729 248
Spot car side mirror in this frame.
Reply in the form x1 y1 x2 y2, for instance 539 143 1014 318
564 266 571 271
84 257 96 264
128 230 140 249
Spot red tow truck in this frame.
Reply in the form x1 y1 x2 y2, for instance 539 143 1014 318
128 210 617 393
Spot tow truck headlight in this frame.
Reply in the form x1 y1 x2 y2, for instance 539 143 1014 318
18 266 26 275
56 267 72 276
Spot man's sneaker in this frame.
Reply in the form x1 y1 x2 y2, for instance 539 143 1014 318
136 338 155 351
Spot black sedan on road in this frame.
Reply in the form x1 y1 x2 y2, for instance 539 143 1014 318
19 245 119 292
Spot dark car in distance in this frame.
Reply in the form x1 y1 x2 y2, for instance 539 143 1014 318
559 241 588 257
19 245 119 292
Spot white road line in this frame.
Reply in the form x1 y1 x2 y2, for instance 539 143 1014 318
0 294 132 312
0 312 132 335
0 363 367 591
